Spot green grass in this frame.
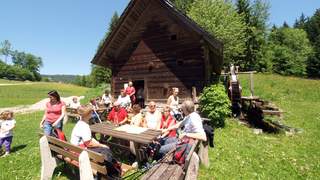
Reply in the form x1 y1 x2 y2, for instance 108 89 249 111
198 74 320 179
0 79 22 84
0 82 89 108
1 74 319 179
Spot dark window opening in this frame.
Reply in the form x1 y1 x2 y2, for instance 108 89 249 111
177 59 184 66
132 42 139 49
170 34 177 40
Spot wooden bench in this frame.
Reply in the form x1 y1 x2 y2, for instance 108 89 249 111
141 139 209 180
39 135 133 180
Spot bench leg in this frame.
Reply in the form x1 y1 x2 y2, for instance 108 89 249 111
198 142 209 168
79 151 94 180
40 136 57 180
185 152 199 180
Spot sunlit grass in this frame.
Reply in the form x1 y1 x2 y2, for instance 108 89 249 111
199 74 320 179
0 82 89 108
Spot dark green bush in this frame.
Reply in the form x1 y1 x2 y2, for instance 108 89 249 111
199 83 231 128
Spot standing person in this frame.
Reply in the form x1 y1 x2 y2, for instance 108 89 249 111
159 100 206 155
40 90 66 136
0 111 16 157
125 81 136 105
167 87 182 120
145 101 161 130
117 89 131 110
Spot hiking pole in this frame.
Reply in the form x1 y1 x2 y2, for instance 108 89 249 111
93 109 102 123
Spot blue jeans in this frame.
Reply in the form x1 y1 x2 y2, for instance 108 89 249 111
159 137 178 155
43 120 63 136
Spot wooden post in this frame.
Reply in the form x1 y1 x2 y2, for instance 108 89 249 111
198 142 209 168
79 151 94 180
39 136 57 180
185 152 200 180
249 72 254 97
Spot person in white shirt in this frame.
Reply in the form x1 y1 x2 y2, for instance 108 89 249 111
101 90 112 108
145 101 161 130
0 111 16 157
159 100 206 155
117 89 131 109
68 97 81 109
70 105 108 148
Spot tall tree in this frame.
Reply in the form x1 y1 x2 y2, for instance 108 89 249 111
0 40 12 63
304 9 320 77
236 0 270 71
97 12 119 50
294 13 308 29
92 12 120 87
188 0 247 65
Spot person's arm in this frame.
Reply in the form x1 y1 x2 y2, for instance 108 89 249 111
52 105 66 127
130 87 136 97
40 109 47 128
179 132 207 141
167 96 172 105
88 138 108 148
162 120 182 134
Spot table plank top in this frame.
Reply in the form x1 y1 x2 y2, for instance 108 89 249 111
90 122 162 144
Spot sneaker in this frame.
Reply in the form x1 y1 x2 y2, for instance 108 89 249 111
1 152 9 157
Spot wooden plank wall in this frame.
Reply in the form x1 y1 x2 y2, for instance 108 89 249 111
111 1 205 101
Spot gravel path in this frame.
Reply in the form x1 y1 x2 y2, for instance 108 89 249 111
0 96 84 114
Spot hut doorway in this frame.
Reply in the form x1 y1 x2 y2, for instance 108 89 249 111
134 80 145 108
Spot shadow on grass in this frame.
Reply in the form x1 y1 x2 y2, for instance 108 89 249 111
11 144 27 153
53 163 80 180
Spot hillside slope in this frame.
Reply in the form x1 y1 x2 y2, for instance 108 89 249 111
199 74 320 179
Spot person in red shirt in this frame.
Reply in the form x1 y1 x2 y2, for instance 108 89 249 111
160 105 177 139
107 101 128 125
39 90 66 136
125 81 136 104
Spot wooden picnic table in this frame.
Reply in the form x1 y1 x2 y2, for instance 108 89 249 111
90 122 161 163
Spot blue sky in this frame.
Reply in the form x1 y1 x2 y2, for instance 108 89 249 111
0 0 319 75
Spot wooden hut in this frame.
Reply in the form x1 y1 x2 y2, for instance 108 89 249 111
92 0 223 103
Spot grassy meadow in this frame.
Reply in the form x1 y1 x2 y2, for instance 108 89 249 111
0 81 88 108
0 74 319 179
199 74 320 179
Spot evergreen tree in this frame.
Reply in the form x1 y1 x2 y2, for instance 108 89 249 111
282 21 290 28
97 12 119 50
235 0 270 71
294 13 308 29
304 9 320 77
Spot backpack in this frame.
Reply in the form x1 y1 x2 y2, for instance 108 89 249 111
173 137 194 165
52 128 67 142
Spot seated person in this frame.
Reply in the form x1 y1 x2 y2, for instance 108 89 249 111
130 104 145 127
159 100 207 155
68 97 81 109
70 105 121 178
101 90 112 108
108 101 128 125
70 105 108 149
145 101 161 130
159 105 176 141
117 89 131 110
